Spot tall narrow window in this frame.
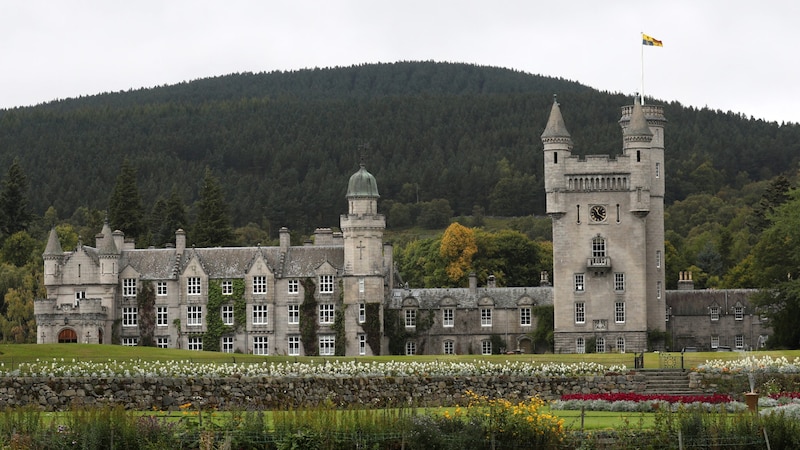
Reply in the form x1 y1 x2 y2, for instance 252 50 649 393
636 150 641 162
711 335 719 349
157 281 167 296
614 273 625 292
519 307 531 326
617 337 626 353
596 337 606 353
221 305 234 325
288 336 300 356
710 306 720 321
358 334 366 355
734 306 744 320
657 281 662 299
553 152 558 164
615 302 625 323
592 236 606 259
656 250 662 268
481 340 492 355
157 306 168 326
288 304 299 324
480 308 492 326
655 162 660 178
358 278 365 293
442 308 454 327
576 205 581 223
574 273 585 292
358 303 366 323
575 302 585 324
405 309 417 327
576 337 585 354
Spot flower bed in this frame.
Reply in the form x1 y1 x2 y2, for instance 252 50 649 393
0 358 626 379
551 392 744 413
696 355 800 374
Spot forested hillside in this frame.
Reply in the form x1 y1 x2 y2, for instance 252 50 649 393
3 61 797 241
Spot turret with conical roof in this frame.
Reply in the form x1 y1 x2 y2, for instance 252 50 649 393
541 95 572 217
43 228 63 287
346 161 380 215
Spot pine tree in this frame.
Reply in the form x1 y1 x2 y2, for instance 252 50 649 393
108 159 146 241
191 168 233 247
0 159 32 238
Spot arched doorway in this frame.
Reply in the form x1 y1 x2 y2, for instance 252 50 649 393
98 328 104 344
517 336 533 354
58 328 78 343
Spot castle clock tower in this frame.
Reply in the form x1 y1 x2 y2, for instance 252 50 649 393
543 96 666 353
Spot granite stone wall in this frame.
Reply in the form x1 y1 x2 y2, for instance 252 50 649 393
0 373 647 411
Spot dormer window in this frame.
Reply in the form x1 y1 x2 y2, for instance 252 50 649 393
710 305 720 321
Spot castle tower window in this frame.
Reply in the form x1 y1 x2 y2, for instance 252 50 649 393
554 152 558 164
656 162 660 178
358 334 366 355
636 150 641 162
574 273 585 292
614 273 625 292
358 303 366 323
596 337 606 353
575 302 586 324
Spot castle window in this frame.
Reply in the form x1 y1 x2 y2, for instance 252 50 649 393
617 337 626 353
252 305 268 325
576 337 585 354
655 162 660 178
319 304 335 324
405 341 417 355
319 335 335 355
734 306 744 320
358 303 366 323
253 336 269 355
615 302 625 323
480 308 492 327
288 304 299 324
288 279 299 294
319 275 334 294
735 335 744 349
711 335 719 349
656 250 662 269
122 338 138 347
157 281 167 296
636 150 641 162
221 305 234 325
405 309 417 327
553 152 558 164
187 306 203 326
657 282 662 299
592 236 606 259
443 340 454 355
359 278 365 293
122 307 138 327
710 306 720 321
358 334 366 355
157 337 170 348
288 336 300 356
443 308 454 327
519 307 531 326
75 291 86 301
576 205 581 223
614 273 625 292
222 280 233 295
481 339 492 355
188 336 203 351
596 337 606 353
575 302 586 324
157 306 169 326
253 276 267 294
123 278 137 297
574 273 585 292
187 277 201 295
221 336 233 353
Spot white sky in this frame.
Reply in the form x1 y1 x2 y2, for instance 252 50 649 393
1 1 797 123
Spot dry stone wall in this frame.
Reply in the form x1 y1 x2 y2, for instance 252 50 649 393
0 373 646 411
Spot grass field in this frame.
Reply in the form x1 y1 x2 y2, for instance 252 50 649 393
2 344 798 369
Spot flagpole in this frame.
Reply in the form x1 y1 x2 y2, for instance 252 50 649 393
640 32 645 105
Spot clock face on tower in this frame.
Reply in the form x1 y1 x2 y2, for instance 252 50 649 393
590 205 607 222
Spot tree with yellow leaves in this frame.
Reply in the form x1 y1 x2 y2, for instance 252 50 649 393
439 222 477 283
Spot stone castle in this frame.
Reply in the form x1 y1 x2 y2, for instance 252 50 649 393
35 98 770 354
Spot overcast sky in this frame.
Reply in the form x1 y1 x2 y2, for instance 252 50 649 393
1 1 797 123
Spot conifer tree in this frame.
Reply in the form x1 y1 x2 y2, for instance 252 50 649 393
192 168 233 247
108 159 145 241
0 159 32 239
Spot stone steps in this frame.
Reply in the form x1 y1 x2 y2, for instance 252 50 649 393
637 370 701 395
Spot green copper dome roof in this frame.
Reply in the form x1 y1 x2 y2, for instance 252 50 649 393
347 163 379 198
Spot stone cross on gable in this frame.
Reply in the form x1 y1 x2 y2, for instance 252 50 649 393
356 240 365 260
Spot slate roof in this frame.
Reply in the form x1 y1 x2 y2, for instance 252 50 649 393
389 286 553 309
666 289 759 315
